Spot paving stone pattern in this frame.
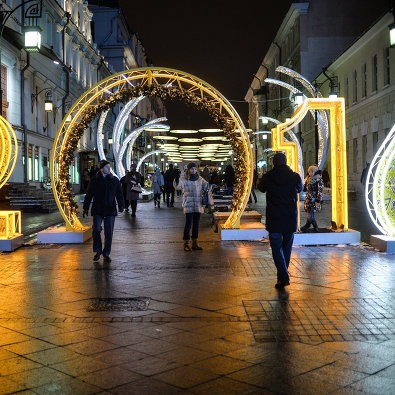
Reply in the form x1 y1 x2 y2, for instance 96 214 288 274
0 192 394 394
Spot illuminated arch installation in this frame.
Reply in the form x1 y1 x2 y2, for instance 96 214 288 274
365 124 395 236
136 150 168 172
0 115 21 239
272 98 348 230
51 67 253 231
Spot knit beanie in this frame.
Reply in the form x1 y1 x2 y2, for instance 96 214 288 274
187 162 197 170
99 160 110 169
273 152 287 167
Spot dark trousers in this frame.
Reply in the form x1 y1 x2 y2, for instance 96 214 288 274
183 212 201 240
93 215 115 257
269 232 294 283
154 193 161 201
124 199 130 210
166 190 175 206
248 186 257 203
130 200 137 215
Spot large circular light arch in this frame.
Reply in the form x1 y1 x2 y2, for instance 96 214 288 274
51 67 253 231
0 115 18 189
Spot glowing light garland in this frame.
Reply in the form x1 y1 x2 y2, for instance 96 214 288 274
273 98 348 230
136 150 168 172
0 115 21 239
365 123 395 236
51 67 253 231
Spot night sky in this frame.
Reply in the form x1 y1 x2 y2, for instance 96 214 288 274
118 0 293 129
118 0 388 130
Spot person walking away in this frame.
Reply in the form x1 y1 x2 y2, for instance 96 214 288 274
120 171 130 212
322 168 330 187
300 166 324 232
164 164 176 207
83 160 124 264
360 162 370 187
248 169 258 203
174 162 208 251
126 163 142 217
224 163 235 195
258 152 303 288
152 168 164 208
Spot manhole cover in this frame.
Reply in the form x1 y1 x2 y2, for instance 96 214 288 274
87 297 150 312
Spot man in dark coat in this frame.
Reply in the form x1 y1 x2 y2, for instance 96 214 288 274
224 163 235 195
164 164 176 207
83 160 124 264
258 152 303 288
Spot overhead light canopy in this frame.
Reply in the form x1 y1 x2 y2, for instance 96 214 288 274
178 138 202 143
152 135 178 140
170 129 198 134
198 128 223 133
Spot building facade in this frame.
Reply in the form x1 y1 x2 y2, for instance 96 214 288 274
245 1 389 178
313 12 395 195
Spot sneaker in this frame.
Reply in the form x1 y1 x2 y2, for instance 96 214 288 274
103 255 111 263
184 242 192 251
93 253 101 261
275 281 290 289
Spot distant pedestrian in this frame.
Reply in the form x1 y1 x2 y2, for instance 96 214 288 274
174 162 209 251
360 163 370 187
202 166 211 182
126 163 142 217
300 166 323 232
174 167 182 196
224 163 235 195
120 171 130 212
322 168 330 187
248 169 258 203
258 152 303 289
152 168 164 208
161 171 166 203
164 164 176 207
83 160 124 264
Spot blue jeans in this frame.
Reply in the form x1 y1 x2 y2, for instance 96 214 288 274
183 212 201 240
269 233 294 283
93 215 115 256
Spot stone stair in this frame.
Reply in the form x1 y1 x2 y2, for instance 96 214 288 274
8 183 58 212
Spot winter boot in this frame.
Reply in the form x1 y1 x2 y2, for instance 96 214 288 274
192 239 203 250
154 199 157 207
184 241 192 251
157 200 160 208
300 221 311 232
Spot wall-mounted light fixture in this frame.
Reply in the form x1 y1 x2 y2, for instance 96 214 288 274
31 88 53 113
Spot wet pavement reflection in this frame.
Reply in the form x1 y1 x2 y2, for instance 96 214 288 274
0 192 394 394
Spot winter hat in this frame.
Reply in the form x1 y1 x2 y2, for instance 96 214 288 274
273 152 287 167
187 162 197 170
307 165 318 176
99 159 110 169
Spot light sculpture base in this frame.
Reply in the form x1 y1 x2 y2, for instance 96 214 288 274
370 235 395 253
37 226 92 244
0 234 24 251
219 223 268 241
293 229 360 246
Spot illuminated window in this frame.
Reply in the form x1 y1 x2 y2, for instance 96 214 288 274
28 145 33 181
34 146 39 181
1 65 8 119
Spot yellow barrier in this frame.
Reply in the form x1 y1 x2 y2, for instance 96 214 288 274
0 211 21 239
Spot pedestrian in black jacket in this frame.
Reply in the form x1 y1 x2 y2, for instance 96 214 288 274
258 152 303 288
83 160 124 264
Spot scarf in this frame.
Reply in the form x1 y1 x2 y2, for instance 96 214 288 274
189 173 198 181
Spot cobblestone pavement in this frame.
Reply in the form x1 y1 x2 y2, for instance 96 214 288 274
0 194 394 394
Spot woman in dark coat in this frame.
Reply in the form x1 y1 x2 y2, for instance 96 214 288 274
300 165 324 232
126 164 142 217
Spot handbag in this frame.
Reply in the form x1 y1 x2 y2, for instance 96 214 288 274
131 183 142 193
202 187 214 206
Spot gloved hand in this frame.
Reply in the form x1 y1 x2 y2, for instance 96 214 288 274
82 210 88 218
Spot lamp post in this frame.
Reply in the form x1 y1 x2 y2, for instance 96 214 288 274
0 0 43 116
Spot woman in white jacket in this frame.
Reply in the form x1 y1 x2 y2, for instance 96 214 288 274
174 162 208 251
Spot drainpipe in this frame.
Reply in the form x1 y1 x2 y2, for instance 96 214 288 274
21 53 30 184
61 12 71 118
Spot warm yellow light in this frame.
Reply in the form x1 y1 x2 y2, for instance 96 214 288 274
44 100 53 112
202 136 227 141
198 128 223 133
0 211 22 239
178 138 203 143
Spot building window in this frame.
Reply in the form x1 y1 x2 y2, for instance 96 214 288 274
372 131 378 153
34 146 39 181
28 145 33 181
353 138 358 173
384 47 390 86
344 76 349 107
361 63 367 98
362 135 367 167
372 54 378 92
352 70 357 103
1 65 8 118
